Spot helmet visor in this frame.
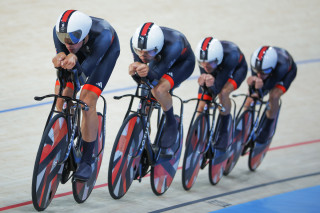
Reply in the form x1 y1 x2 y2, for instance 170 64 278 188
198 60 218 70
133 48 158 58
252 67 273 75
56 30 82 45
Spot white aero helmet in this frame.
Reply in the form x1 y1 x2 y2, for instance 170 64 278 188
131 22 164 57
196 37 223 65
55 10 92 44
250 46 278 74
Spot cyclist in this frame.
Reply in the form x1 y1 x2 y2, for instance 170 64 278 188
52 10 120 181
246 46 297 143
128 22 195 155
195 37 248 151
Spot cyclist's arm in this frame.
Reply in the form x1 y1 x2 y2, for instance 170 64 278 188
80 29 113 76
209 53 238 96
147 41 182 81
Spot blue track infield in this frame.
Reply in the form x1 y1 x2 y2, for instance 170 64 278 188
212 185 320 213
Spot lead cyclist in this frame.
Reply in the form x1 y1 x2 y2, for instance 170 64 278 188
52 10 120 181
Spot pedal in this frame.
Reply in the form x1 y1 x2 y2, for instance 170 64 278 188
241 141 253 156
200 157 209 169
61 162 71 184
134 150 149 181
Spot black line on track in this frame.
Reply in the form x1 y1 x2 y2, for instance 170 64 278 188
149 171 320 213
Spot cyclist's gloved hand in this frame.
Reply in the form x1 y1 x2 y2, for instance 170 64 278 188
52 52 67 68
61 53 78 70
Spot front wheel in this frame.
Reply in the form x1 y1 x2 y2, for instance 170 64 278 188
72 113 105 203
108 114 144 199
182 114 209 190
32 114 69 211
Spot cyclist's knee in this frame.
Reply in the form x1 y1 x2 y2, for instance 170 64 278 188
269 88 282 104
218 88 231 101
270 87 283 98
196 100 207 113
244 97 253 109
152 82 170 99
80 90 98 111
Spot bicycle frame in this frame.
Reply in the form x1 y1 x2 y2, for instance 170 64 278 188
233 92 282 152
184 87 225 156
34 68 93 166
113 78 184 173
114 83 161 162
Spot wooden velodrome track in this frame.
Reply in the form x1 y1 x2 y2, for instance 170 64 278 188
1 0 319 212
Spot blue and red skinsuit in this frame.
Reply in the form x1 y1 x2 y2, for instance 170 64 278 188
53 16 120 96
251 47 297 96
197 40 248 99
130 26 195 90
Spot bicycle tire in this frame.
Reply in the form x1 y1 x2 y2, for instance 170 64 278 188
32 114 69 211
108 113 144 199
224 110 253 175
72 113 105 203
151 115 183 195
222 119 235 176
208 115 231 185
181 114 209 190
248 111 279 171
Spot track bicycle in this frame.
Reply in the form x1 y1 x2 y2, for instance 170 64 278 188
31 67 106 211
108 75 184 199
229 86 281 172
181 86 237 190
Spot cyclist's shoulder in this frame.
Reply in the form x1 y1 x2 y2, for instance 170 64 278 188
90 17 115 35
161 27 187 44
273 47 294 73
220 42 242 68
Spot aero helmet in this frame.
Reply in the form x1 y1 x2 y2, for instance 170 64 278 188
251 46 278 74
55 10 92 44
131 22 164 57
196 37 223 66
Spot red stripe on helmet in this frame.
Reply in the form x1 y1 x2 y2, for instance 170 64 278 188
201 37 213 51
258 46 269 60
61 10 76 22
141 22 153 36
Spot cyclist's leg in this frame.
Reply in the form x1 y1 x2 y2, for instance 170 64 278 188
197 86 213 115
54 81 74 111
214 82 234 150
74 36 120 180
256 63 297 143
152 78 177 148
215 60 247 150
74 89 99 180
154 56 195 149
